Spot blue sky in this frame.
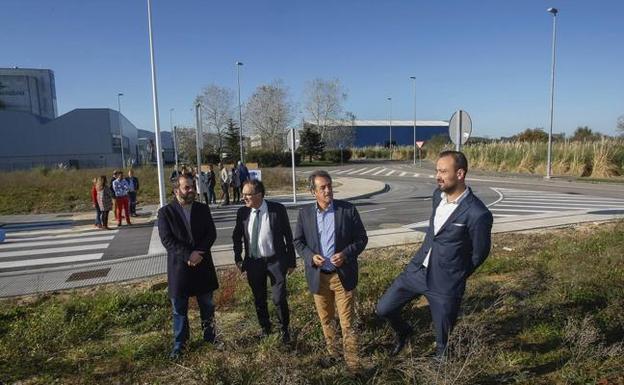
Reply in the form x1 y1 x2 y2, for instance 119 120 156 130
4 0 623 138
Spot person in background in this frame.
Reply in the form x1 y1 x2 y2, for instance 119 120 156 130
110 171 118 221
91 177 102 228
96 175 113 230
206 164 217 205
219 163 230 206
231 165 241 204
112 170 132 226
126 169 140 217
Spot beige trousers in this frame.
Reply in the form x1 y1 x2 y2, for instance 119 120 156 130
313 272 359 369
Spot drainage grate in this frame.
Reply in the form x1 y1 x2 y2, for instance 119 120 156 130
66 268 111 282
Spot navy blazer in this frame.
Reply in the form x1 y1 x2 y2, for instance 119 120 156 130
158 200 219 298
410 187 493 298
294 199 368 294
232 200 296 271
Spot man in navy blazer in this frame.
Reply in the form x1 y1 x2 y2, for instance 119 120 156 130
294 170 368 371
376 151 493 359
232 179 296 343
158 175 219 359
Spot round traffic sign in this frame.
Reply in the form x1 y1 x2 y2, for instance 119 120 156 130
448 110 472 146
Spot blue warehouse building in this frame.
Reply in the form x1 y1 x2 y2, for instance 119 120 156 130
349 120 449 147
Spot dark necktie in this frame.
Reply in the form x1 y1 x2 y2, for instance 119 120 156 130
251 209 261 258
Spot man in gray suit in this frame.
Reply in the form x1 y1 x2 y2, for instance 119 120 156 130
294 170 368 372
376 151 493 359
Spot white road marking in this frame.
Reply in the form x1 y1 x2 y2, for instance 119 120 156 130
0 243 110 259
0 253 103 269
5 229 118 242
359 208 387 214
385 170 396 176
373 168 387 176
399 171 407 176
0 235 115 250
359 167 381 175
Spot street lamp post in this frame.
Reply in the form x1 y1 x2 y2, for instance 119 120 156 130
387 97 393 160
117 93 124 167
236 61 244 163
410 76 417 166
546 7 558 179
195 103 203 199
146 0 167 207
170 108 179 171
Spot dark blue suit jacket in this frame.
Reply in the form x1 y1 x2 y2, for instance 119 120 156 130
294 199 368 294
410 187 493 298
232 200 296 271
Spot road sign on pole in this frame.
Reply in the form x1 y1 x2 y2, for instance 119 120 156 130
288 128 299 203
448 110 472 151
416 141 425 149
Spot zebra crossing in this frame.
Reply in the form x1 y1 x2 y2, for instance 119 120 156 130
489 187 624 218
306 166 436 179
0 226 118 270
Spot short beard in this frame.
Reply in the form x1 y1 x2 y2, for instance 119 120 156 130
177 192 195 205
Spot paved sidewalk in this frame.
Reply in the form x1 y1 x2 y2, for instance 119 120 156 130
1 176 622 298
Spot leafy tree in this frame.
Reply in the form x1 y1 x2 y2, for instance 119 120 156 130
515 128 549 142
571 126 601 142
223 118 241 161
299 125 325 162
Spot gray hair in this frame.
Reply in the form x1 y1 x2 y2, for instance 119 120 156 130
308 170 332 191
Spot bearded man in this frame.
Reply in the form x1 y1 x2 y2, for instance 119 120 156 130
158 175 219 359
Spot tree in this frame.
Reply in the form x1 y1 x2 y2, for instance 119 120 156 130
300 124 325 162
303 78 353 147
617 115 624 136
571 126 601 142
195 84 235 155
245 80 294 152
514 128 549 142
223 118 241 161
174 126 217 166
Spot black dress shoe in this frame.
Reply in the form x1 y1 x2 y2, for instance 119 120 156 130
281 330 291 344
390 327 414 357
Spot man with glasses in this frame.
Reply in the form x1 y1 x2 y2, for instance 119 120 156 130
232 179 296 343
294 170 368 373
158 175 219 359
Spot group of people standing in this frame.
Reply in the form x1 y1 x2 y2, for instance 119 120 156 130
157 150 494 374
170 161 250 206
91 169 139 229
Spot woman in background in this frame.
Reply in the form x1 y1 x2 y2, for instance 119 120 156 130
91 177 102 228
96 175 113 230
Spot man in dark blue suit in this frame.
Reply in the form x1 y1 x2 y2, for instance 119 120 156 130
158 175 219 359
232 179 296 343
294 170 368 372
376 151 493 358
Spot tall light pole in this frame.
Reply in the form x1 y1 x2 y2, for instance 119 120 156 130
546 7 558 179
236 61 244 163
195 102 203 199
170 108 179 171
410 76 417 166
146 0 166 207
117 92 125 167
387 97 393 160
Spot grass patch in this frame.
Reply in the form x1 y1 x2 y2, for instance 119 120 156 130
1 221 623 384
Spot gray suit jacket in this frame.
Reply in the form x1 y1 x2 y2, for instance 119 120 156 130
293 199 368 294
410 187 493 297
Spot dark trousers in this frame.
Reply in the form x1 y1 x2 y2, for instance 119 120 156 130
245 257 290 333
100 210 109 228
208 186 216 203
220 183 230 205
170 292 215 350
202 192 209 204
376 263 461 356
128 191 137 215
232 186 241 203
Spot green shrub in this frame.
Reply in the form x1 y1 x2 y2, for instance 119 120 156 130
322 148 352 163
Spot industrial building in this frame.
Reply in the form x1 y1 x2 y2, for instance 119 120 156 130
0 67 174 170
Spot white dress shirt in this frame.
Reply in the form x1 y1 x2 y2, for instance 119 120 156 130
247 200 275 257
423 188 469 267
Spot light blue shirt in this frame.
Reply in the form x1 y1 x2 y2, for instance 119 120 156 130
316 202 336 272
